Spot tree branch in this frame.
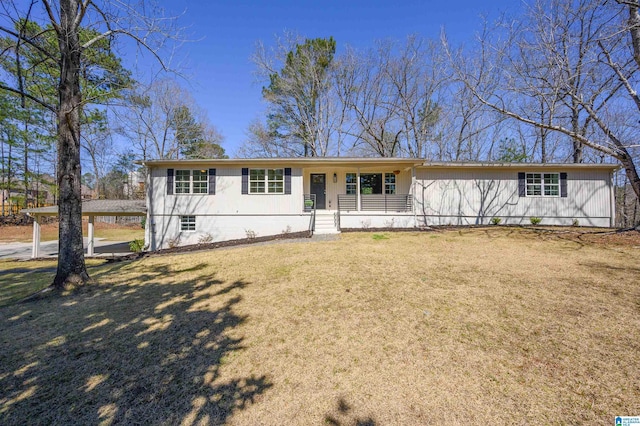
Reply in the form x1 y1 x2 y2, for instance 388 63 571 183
41 0 61 35
466 84 620 159
0 83 56 112
81 29 168 71
0 26 57 60
598 40 640 111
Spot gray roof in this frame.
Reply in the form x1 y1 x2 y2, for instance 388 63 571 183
137 157 619 170
22 199 146 216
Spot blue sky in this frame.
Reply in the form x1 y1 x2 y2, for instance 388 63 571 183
153 0 518 155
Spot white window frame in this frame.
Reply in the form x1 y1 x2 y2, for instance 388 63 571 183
175 169 208 195
384 173 396 194
180 215 196 232
249 168 284 194
345 173 357 195
526 172 559 197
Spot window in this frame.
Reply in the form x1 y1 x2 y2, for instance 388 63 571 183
345 172 398 194
346 173 357 194
526 173 559 196
175 170 208 194
385 173 396 194
360 173 382 194
250 168 284 193
180 215 196 231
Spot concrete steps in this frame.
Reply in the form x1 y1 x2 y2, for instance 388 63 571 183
314 210 340 234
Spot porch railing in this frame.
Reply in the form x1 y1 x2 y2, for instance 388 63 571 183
338 194 413 212
303 193 317 232
303 193 316 212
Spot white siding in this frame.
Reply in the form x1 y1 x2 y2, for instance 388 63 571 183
149 214 312 250
147 166 310 249
339 213 416 229
149 167 305 215
415 168 612 226
144 163 614 249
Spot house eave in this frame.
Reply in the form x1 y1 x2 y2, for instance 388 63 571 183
137 157 424 169
419 161 620 170
136 158 620 171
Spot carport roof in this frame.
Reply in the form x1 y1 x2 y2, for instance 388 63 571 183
22 199 146 216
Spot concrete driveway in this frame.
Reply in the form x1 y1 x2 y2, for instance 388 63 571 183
0 238 134 260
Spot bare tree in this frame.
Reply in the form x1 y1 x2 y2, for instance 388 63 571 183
117 79 224 160
81 110 114 198
0 0 181 288
335 37 448 158
238 118 290 158
444 0 640 199
386 36 446 158
337 42 403 157
252 33 337 157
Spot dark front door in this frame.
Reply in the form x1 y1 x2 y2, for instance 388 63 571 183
310 174 326 209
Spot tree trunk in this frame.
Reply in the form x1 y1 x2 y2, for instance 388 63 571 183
1 134 5 216
621 154 640 206
91 155 100 199
7 141 12 213
53 0 89 289
571 104 583 163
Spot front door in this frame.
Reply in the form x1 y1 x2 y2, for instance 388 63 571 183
310 174 326 209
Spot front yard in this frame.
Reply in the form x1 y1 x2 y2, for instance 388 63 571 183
0 228 638 424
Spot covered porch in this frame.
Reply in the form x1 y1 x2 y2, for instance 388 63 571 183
22 200 146 258
301 158 420 213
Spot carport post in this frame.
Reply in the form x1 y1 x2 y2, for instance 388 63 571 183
31 215 41 258
87 215 95 256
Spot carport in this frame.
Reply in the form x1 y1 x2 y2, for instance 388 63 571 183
22 200 146 258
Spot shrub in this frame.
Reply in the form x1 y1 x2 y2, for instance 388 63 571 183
281 225 292 235
167 236 181 248
530 216 542 225
490 217 502 225
198 233 213 244
245 229 257 240
140 217 146 229
572 218 580 227
129 238 145 253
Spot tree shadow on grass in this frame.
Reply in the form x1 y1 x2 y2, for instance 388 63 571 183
324 398 377 426
0 261 271 425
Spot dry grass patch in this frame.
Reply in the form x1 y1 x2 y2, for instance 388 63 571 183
0 228 638 424
0 259 108 306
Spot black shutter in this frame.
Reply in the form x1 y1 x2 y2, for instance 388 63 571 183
284 168 291 194
167 168 174 195
560 172 568 197
518 172 526 197
241 168 249 194
208 168 216 195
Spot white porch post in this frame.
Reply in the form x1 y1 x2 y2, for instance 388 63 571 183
356 168 361 211
31 215 41 258
412 166 417 227
87 215 95 256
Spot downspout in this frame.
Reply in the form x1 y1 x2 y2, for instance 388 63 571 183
145 165 155 251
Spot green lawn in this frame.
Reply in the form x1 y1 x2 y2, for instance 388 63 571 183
0 228 638 424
